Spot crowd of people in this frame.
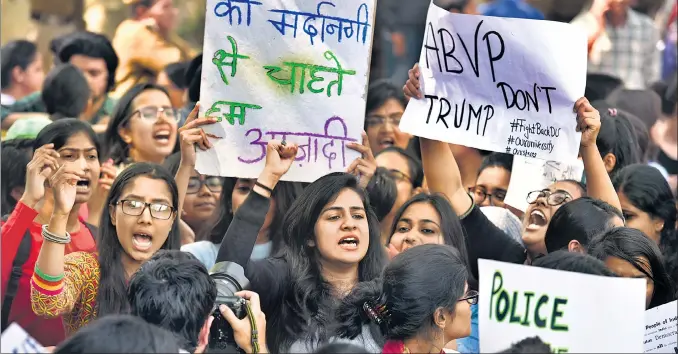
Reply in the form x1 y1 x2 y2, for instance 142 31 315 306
0 0 677 353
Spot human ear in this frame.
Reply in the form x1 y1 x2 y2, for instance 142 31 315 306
109 204 117 226
602 153 616 174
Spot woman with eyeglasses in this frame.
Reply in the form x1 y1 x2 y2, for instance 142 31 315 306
383 193 479 353
182 176 305 270
29 107 215 334
365 80 412 155
336 244 475 354
468 153 521 217
163 152 226 245
103 83 180 170
406 64 622 269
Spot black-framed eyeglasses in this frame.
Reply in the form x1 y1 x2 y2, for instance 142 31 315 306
365 114 402 127
387 169 412 184
187 176 225 194
526 190 572 206
458 290 479 305
131 105 178 122
115 199 175 220
469 186 506 206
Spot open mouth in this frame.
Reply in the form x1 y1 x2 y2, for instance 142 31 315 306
153 130 172 145
526 209 548 231
378 137 394 149
76 180 90 192
338 235 359 250
132 233 153 251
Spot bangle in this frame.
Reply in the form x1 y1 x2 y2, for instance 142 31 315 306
34 265 64 282
42 224 71 244
254 181 274 194
458 192 475 220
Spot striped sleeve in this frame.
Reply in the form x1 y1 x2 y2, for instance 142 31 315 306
31 252 98 318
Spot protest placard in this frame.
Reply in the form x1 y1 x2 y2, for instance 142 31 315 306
398 3 587 162
645 300 678 353
504 156 584 212
196 0 376 182
1 323 47 353
478 259 646 353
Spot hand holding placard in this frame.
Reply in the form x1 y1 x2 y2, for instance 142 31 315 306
198 0 375 182
574 97 601 148
398 4 587 162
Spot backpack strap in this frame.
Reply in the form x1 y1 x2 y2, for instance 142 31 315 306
0 221 99 331
83 223 98 244
1 230 33 331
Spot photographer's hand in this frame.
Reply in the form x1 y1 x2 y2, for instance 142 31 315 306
220 291 269 354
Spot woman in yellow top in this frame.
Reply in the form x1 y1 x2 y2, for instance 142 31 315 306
30 106 218 334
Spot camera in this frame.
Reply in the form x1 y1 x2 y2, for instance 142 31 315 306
208 262 251 353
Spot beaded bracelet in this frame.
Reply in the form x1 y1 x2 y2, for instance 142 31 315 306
41 224 71 244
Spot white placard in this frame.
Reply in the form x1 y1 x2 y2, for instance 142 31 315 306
1 323 47 353
399 3 587 162
479 259 646 353
504 156 584 212
197 0 376 182
645 300 678 353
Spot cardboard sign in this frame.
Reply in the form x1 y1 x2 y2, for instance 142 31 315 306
479 259 646 353
504 156 584 212
197 0 377 182
644 300 678 353
399 2 587 162
1 323 46 353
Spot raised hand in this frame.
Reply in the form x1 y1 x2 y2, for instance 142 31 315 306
574 97 601 149
346 132 377 188
86 159 117 227
403 63 422 99
263 140 299 178
178 103 222 168
49 164 86 216
21 144 60 208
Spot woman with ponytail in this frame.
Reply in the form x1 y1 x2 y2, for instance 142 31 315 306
335 244 473 353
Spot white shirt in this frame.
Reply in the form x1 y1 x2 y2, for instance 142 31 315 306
572 9 661 89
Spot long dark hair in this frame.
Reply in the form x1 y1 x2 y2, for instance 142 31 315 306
613 164 677 245
335 244 468 342
592 102 642 176
103 83 171 164
613 164 678 294
588 227 676 309
204 178 305 250
386 193 476 285
271 173 387 351
95 163 181 317
1 139 33 214
544 197 623 253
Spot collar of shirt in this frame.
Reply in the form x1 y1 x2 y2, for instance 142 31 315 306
1 92 16 106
